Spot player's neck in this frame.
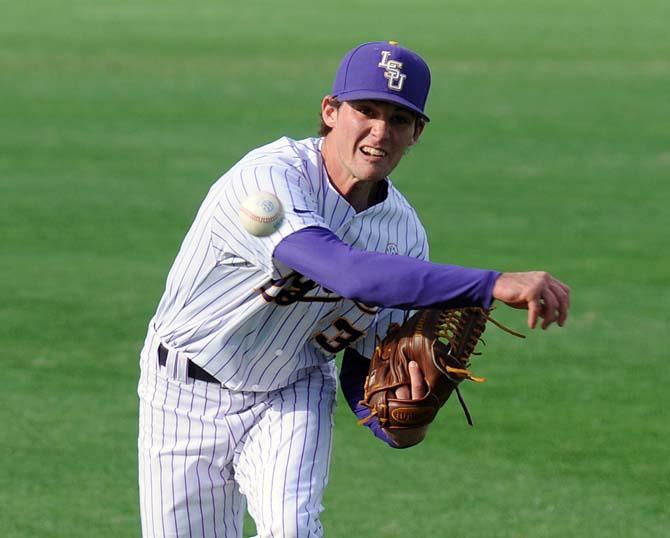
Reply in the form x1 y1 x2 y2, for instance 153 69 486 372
320 140 384 213
327 172 381 213
347 182 381 212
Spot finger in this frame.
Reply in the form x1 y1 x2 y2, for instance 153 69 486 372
561 281 571 309
395 383 410 400
549 281 570 326
409 361 426 400
528 296 541 329
552 277 570 294
540 287 560 330
551 277 571 303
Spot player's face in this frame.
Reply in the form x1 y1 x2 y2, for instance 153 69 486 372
321 99 424 186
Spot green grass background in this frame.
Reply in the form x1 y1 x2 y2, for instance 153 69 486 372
2 0 669 536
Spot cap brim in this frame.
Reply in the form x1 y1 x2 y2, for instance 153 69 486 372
333 90 430 122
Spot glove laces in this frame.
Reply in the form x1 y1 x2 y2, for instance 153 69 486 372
435 307 525 425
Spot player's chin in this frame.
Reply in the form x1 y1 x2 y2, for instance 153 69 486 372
355 162 394 182
357 173 390 185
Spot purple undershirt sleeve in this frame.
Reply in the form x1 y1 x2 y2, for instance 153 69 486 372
273 226 500 310
340 348 399 448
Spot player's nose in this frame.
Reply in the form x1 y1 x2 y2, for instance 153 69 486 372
369 118 391 141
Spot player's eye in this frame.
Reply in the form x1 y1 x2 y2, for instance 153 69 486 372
391 113 413 126
357 105 374 117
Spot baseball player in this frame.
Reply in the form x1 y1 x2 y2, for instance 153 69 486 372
137 41 570 537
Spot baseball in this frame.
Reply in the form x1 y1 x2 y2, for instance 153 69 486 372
239 191 284 236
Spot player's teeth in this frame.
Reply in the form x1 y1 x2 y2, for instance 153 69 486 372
362 147 386 156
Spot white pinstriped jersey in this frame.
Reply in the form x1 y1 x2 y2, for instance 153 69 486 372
151 136 428 392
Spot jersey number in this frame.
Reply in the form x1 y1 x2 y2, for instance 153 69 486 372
315 317 364 354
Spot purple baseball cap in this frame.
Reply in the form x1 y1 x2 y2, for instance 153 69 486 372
331 41 431 121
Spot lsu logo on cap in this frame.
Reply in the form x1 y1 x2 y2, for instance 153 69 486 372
378 51 406 91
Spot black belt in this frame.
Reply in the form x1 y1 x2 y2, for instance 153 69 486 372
158 344 219 384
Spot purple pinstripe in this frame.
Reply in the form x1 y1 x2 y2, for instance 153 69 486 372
259 399 273 534
196 384 207 538
206 326 257 378
213 386 233 538
269 391 284 538
256 304 330 388
183 389 195 538
169 223 211 299
150 363 159 538
158 369 169 538
280 385 297 537
170 386 182 535
306 369 325 528
294 373 312 534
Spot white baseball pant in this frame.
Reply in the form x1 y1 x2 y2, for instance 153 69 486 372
138 330 336 537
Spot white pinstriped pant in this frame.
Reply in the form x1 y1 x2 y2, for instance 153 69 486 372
138 330 336 537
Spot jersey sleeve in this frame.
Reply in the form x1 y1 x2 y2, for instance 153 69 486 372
350 231 429 358
210 163 326 278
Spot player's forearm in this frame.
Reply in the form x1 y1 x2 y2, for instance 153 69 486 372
274 226 500 310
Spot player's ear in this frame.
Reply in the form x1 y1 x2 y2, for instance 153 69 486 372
410 118 426 146
321 96 339 129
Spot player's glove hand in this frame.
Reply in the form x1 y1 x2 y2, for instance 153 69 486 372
358 307 524 448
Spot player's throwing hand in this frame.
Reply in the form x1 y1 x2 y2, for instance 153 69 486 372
492 271 570 330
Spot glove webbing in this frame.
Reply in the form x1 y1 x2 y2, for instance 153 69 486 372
443 308 525 426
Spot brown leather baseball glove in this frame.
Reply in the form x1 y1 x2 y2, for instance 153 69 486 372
358 307 524 447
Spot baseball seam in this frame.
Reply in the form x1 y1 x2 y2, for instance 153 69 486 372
240 206 280 223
